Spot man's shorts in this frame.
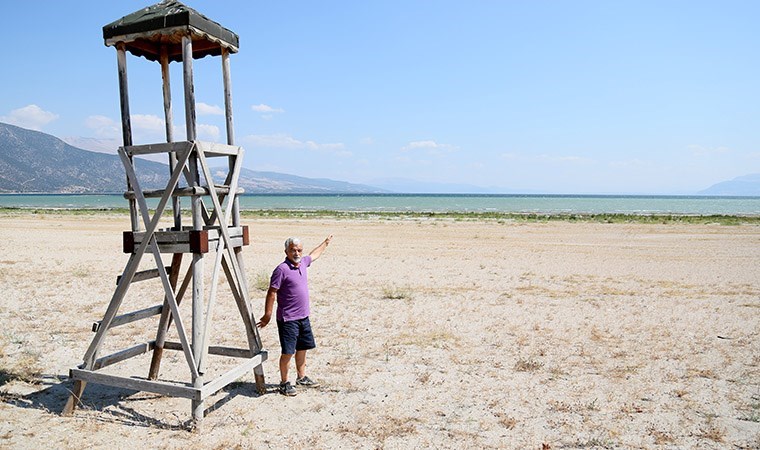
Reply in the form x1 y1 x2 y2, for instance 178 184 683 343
276 317 317 355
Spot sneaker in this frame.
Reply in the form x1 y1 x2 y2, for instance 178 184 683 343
296 376 320 388
279 381 296 396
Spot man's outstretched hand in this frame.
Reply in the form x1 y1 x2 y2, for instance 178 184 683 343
257 314 271 328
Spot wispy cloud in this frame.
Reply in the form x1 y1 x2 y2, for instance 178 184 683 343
85 115 120 138
251 104 284 119
85 114 222 143
197 123 220 140
243 133 350 156
1 104 58 130
132 114 166 135
197 102 224 115
402 140 458 155
252 104 285 113
608 158 649 168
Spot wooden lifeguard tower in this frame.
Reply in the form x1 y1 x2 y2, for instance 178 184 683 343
63 0 267 426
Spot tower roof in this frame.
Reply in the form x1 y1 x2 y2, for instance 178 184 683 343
102 0 239 62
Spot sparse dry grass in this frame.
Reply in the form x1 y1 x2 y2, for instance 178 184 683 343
1 215 758 448
252 270 271 292
335 414 420 442
394 330 457 349
514 357 544 372
381 284 413 300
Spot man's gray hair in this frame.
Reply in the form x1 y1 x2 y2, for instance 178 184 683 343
284 237 301 249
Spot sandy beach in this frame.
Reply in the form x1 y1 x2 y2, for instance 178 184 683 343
0 212 758 449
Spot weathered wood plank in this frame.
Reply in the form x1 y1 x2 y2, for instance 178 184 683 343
70 368 199 400
123 228 246 254
123 186 244 199
92 304 163 332
148 253 183 380
116 43 138 232
200 351 268 400
196 141 241 157
197 237 226 373
163 341 256 359
62 379 86 415
116 266 172 285
222 48 235 146
92 341 156 370
124 141 192 156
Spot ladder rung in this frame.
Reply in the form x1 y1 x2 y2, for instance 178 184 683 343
123 186 244 199
92 304 164 332
117 266 172 284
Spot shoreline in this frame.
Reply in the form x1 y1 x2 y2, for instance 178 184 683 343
2 207 760 225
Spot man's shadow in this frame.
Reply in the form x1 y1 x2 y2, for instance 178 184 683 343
1 369 278 430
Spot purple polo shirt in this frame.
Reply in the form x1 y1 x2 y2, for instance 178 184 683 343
270 255 312 322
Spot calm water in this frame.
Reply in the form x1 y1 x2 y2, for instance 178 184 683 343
1 194 759 215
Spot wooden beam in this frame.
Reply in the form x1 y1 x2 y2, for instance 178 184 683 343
200 352 267 400
122 228 246 254
116 43 138 232
116 267 172 284
91 342 156 370
123 186 244 199
196 142 241 157
70 368 200 401
62 379 86 415
182 35 196 142
197 237 227 373
92 304 163 332
148 254 186 380
222 48 235 146
124 141 192 156
163 341 259 359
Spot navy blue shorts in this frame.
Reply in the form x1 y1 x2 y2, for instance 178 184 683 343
277 317 316 355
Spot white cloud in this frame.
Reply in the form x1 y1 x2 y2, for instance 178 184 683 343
197 123 221 140
402 140 457 155
83 115 220 145
85 115 120 139
243 133 349 156
251 104 284 114
608 158 649 168
197 102 224 115
132 114 165 134
1 104 58 130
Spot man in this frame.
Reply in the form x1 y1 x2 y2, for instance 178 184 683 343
257 235 333 396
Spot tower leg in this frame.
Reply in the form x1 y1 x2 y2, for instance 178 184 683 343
62 380 87 415
191 396 204 428
253 365 266 395
148 253 184 379
232 246 267 394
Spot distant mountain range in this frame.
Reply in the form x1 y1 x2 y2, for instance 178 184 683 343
698 173 760 196
0 123 386 194
2 122 758 196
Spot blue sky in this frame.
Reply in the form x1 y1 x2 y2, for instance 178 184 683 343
1 1 758 194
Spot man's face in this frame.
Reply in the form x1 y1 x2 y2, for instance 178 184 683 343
286 242 304 265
